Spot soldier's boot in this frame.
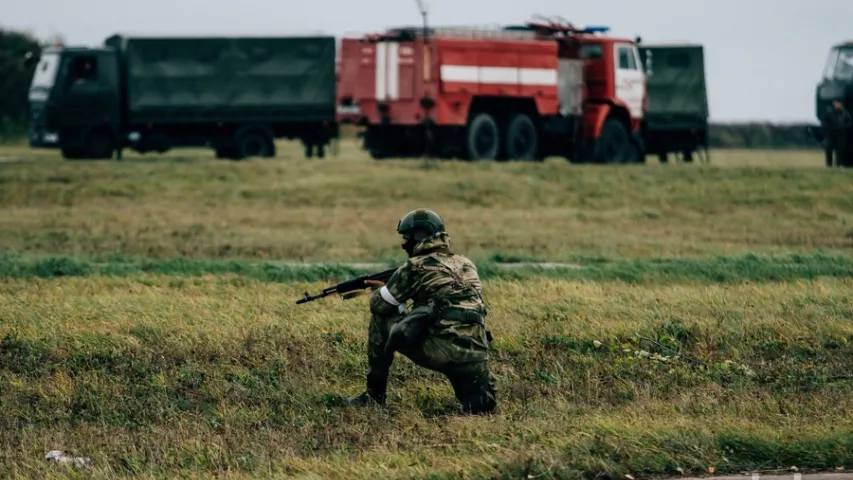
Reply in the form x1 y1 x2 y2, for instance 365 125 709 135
459 389 497 415
344 373 387 407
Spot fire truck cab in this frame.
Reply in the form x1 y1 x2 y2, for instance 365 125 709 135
337 18 646 163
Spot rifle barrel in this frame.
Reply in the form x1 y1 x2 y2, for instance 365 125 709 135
294 266 399 304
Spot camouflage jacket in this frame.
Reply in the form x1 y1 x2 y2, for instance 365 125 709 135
369 231 489 351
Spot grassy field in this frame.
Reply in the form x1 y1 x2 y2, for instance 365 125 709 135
0 141 850 262
1 140 852 479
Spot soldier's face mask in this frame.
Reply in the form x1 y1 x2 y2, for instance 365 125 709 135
401 234 417 257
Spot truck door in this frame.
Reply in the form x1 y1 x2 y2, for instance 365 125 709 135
56 52 120 144
614 43 645 119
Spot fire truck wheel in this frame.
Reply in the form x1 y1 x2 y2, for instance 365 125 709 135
466 113 500 161
506 114 539 161
596 118 634 164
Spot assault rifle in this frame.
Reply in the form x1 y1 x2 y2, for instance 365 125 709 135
295 267 398 304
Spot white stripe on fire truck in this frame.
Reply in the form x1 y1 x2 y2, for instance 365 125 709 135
375 43 400 100
387 43 399 100
440 65 558 86
375 43 387 99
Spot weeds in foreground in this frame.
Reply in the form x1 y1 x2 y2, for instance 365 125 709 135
0 275 851 478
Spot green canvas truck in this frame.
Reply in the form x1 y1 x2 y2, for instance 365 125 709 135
637 43 709 163
27 34 338 160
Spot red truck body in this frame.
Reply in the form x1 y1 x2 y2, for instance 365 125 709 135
337 20 647 163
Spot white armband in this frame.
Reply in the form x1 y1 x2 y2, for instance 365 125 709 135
379 286 406 314
379 286 399 305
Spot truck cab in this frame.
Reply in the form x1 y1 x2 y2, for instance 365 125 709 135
564 33 646 127
524 21 647 163
28 45 122 159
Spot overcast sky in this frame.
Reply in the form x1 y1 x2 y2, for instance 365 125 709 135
4 0 850 123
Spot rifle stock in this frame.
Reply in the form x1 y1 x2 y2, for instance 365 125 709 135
295 267 398 304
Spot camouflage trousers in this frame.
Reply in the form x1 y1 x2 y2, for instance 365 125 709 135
366 312 498 414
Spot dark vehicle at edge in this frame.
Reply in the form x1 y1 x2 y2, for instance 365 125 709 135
810 41 853 168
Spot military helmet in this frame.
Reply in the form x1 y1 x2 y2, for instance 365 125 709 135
397 208 445 236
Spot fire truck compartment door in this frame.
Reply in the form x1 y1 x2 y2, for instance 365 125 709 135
558 59 584 116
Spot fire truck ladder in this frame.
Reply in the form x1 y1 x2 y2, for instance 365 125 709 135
521 15 611 37
364 17 609 42
376 24 542 41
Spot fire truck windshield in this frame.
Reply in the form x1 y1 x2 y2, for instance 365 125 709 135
580 44 602 59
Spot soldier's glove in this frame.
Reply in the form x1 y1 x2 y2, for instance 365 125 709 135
384 303 436 356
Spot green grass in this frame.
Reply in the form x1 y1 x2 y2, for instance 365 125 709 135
0 142 850 262
0 142 852 478
1 251 853 285
1 275 852 478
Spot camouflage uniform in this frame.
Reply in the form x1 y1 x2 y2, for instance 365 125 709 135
355 229 498 414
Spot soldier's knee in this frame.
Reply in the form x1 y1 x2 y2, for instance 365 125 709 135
446 363 497 414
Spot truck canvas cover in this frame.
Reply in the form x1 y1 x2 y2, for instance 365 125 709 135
104 34 337 124
638 44 708 129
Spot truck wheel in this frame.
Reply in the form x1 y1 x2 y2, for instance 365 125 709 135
215 147 238 160
61 147 84 160
84 130 115 160
236 131 272 160
505 114 538 161
466 113 499 161
595 118 634 164
368 148 388 160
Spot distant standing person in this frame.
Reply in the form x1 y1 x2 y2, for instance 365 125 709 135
824 101 851 168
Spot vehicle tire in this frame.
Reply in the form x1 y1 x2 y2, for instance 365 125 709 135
215 146 239 160
84 130 115 160
363 127 390 160
61 146 84 160
505 114 539 161
235 131 272 160
595 118 634 164
465 113 499 161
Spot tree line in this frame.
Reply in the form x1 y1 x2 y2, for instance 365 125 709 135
0 27 823 149
0 28 45 141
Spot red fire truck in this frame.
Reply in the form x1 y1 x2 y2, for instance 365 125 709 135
336 18 647 163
